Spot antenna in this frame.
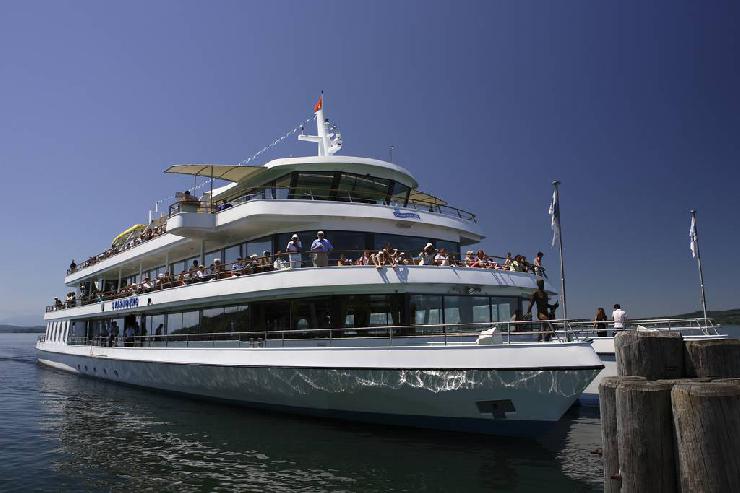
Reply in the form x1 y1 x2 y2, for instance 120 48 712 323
389 145 395 162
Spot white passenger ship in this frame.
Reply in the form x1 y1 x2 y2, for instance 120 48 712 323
37 98 603 435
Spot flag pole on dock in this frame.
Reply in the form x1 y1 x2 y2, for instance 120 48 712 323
689 210 708 323
549 180 567 318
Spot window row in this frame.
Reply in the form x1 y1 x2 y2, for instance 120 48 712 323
75 294 521 340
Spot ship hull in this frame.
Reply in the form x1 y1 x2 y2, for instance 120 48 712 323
37 343 601 436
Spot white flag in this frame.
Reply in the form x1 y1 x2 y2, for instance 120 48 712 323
689 215 698 258
549 188 560 247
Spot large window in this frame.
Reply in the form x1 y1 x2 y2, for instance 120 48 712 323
291 171 337 201
224 244 241 265
337 174 391 204
492 297 519 322
245 236 273 258
444 296 491 328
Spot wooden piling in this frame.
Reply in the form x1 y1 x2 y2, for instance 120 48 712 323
616 381 676 493
599 376 646 493
671 382 740 493
684 339 740 378
614 331 684 379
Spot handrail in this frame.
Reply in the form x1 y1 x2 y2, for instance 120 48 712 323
46 317 722 349
47 254 547 312
168 185 478 223
60 320 582 348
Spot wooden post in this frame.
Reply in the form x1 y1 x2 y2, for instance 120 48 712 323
671 382 740 492
684 339 740 378
614 331 684 379
616 381 676 493
599 376 646 493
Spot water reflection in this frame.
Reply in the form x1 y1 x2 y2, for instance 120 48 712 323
35 367 600 492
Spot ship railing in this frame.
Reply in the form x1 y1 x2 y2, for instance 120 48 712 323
49 251 547 312
67 320 588 349
167 186 478 223
561 317 720 337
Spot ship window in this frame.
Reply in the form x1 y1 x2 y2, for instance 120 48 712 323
201 308 226 333
338 294 403 330
205 250 222 265
251 301 290 333
222 305 250 333
291 171 337 201
444 296 491 329
245 237 273 258
290 298 334 332
224 245 241 265
182 311 200 334
145 314 164 339
336 173 390 204
409 295 443 330
389 182 410 206
327 231 367 263
492 297 519 322
166 312 183 335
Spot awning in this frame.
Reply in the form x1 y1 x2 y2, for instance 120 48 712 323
164 164 267 183
112 224 145 248
409 190 448 206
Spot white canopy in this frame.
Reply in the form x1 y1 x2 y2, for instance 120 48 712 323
164 164 267 183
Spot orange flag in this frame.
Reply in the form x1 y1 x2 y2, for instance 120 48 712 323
313 94 323 113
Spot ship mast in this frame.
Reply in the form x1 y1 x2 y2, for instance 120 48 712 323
298 92 342 156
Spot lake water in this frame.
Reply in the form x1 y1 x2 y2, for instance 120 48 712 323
2 328 737 492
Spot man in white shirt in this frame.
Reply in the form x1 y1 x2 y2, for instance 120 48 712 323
286 234 303 268
612 304 627 332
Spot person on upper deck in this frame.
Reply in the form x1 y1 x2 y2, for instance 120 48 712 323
311 231 333 267
435 248 450 266
612 304 627 331
534 252 545 277
419 243 436 265
69 259 77 272
356 250 372 266
286 234 303 268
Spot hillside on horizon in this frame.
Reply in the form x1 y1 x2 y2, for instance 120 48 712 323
0 324 45 333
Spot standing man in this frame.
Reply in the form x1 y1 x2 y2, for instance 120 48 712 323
286 234 303 269
612 304 627 334
310 231 333 267
526 279 558 341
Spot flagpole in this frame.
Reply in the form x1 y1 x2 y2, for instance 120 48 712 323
553 180 567 318
690 209 708 323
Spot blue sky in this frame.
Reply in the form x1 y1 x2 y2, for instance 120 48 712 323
1 1 739 324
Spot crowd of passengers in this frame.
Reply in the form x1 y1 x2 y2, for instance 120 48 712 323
51 231 546 308
68 223 168 274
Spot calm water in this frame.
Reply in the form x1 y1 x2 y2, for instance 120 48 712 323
16 330 740 492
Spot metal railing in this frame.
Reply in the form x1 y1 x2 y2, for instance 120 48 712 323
43 317 722 349
168 186 477 223
47 250 546 312
61 320 582 349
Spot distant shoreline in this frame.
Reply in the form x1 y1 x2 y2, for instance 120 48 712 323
0 325 45 334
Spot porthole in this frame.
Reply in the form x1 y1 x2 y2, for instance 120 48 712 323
93 367 96 373
103 369 107 374
114 370 119 377
77 364 80 370
84 365 88 371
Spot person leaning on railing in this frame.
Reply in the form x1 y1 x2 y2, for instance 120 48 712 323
310 231 333 267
